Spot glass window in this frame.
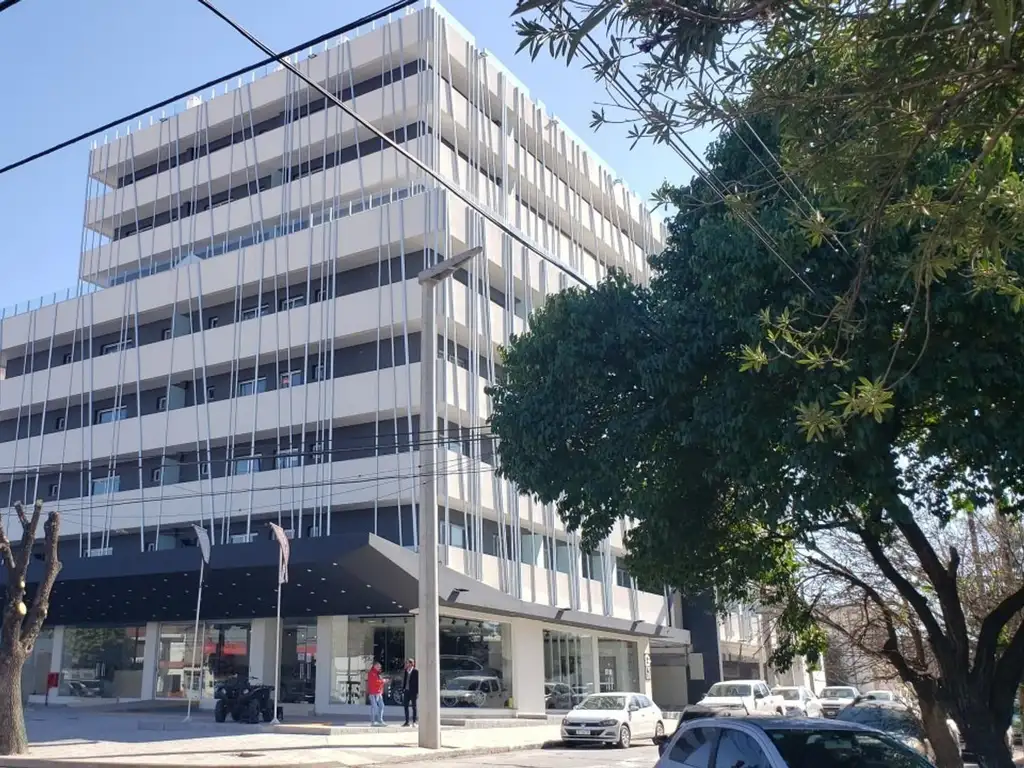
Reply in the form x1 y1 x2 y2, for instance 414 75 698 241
91 475 121 496
95 406 128 424
715 728 769 768
234 456 260 475
275 450 302 469
767 728 933 768
668 726 718 767
332 616 414 705
280 370 304 388
203 623 251 698
439 617 513 709
154 622 203 700
237 378 267 397
598 638 640 692
279 295 306 311
240 304 269 321
279 620 317 704
543 629 596 709
59 626 146 698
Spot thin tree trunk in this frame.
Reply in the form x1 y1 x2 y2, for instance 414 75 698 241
920 696 963 768
0 652 28 755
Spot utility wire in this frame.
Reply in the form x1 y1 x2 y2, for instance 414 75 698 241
0 0 420 176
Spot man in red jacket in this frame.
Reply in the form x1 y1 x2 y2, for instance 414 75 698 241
367 661 385 726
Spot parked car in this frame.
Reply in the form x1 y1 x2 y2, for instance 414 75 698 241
440 675 503 708
835 699 931 759
560 692 665 748
772 686 823 718
696 680 786 715
818 685 860 718
653 716 935 767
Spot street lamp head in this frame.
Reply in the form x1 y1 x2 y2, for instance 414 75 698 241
418 246 484 286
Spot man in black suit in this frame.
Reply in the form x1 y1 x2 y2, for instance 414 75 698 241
402 658 419 726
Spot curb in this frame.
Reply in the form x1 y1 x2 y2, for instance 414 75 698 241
0 740 562 768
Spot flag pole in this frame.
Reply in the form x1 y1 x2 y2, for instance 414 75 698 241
184 558 204 722
271 548 283 725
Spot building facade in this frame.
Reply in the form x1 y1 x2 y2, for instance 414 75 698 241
0 2 687 716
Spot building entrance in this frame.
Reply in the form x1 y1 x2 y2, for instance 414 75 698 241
279 622 317 704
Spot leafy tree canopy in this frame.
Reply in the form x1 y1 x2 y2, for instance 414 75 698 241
512 0 1024 432
487 120 1024 765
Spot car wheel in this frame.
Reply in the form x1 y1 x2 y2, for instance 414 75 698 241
247 699 261 724
653 721 665 744
214 701 227 723
617 724 631 749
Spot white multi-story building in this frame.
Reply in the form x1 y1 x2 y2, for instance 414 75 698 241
1 1 686 716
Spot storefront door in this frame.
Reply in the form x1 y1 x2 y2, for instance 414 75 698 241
280 622 317 704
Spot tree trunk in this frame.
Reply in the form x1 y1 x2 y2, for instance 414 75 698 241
919 696 963 768
961 709 1014 768
0 652 28 756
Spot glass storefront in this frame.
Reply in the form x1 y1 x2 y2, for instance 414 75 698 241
598 638 640 693
331 616 414 705
439 617 513 709
280 621 317 704
543 629 596 710
155 621 250 700
59 626 146 698
22 628 54 696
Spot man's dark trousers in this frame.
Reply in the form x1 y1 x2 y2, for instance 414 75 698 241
403 668 419 725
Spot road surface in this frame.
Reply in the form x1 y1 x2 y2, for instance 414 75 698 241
394 744 659 768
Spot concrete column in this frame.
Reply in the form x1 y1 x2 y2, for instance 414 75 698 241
314 616 333 714
589 635 602 693
509 618 546 713
249 619 278 686
637 638 653 698
49 626 65 675
140 622 160 700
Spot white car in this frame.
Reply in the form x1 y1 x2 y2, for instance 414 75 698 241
818 685 860 718
772 686 823 717
697 680 785 715
560 692 665 748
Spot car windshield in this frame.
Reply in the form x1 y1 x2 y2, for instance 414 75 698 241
706 683 752 697
767 728 932 767
865 691 894 701
774 689 802 700
444 679 480 691
822 687 857 699
578 695 626 710
836 706 925 739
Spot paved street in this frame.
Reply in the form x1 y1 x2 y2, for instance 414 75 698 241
392 744 660 768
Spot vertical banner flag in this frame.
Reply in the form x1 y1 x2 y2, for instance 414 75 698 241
192 524 211 566
268 522 290 584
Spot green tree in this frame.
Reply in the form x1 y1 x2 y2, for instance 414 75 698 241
511 0 1024 432
0 501 61 755
487 122 1024 767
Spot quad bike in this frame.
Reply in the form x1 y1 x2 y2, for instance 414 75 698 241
213 676 282 724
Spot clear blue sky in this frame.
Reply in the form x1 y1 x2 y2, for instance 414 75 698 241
0 0 712 311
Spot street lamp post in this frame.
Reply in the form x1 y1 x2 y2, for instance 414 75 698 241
417 246 484 749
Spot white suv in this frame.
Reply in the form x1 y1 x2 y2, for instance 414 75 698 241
697 680 785 715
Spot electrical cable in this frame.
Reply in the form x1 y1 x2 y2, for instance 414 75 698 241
0 0 420 176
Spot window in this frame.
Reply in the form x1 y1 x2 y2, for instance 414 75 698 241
714 728 768 768
62 352 73 365
440 520 465 548
767 728 933 768
234 456 260 475
48 483 58 498
100 339 133 355
275 450 301 469
54 415 66 431
151 468 163 484
156 395 168 412
240 303 269 321
59 626 147 699
439 618 513 708
309 440 326 464
206 316 220 330
161 327 173 341
543 629 596 709
206 386 216 401
279 295 305 311
199 462 211 478
91 475 121 495
236 377 267 397
667 726 718 767
280 370 303 388
95 406 128 424
310 363 325 382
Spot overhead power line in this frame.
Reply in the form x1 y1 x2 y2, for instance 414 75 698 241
0 0 420 176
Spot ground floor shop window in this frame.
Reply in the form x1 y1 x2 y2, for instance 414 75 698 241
154 621 250 700
59 626 146 698
331 616 413 705
598 638 640 693
439 617 513 709
280 620 317 704
22 628 54 696
543 629 596 710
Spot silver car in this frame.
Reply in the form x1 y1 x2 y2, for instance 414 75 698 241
654 716 934 767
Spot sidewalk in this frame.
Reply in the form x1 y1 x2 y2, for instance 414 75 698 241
8 709 573 767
